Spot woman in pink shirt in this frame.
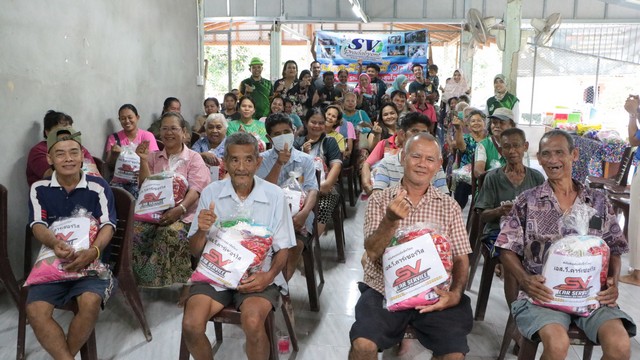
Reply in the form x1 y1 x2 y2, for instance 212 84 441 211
133 112 209 288
105 104 159 169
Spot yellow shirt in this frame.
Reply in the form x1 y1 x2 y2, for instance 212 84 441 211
326 130 346 153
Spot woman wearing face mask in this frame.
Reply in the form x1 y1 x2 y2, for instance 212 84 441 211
449 108 487 209
486 74 520 123
286 70 319 118
294 107 343 236
361 103 401 195
193 97 220 135
226 96 268 149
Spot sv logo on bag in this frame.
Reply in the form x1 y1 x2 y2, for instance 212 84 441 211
553 276 593 298
55 232 77 245
393 260 431 288
202 249 233 270
143 192 163 202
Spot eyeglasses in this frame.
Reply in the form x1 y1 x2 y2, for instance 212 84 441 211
160 127 183 133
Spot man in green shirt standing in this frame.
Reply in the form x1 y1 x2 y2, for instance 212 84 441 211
239 57 273 118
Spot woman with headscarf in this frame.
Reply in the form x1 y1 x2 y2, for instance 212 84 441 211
354 73 378 120
486 73 520 122
442 69 471 110
385 75 408 96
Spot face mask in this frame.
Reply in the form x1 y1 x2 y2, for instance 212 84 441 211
272 133 294 152
458 111 464 119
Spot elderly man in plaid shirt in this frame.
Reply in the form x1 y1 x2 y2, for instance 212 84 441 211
349 132 473 360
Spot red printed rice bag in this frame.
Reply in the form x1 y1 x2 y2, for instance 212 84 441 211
383 223 452 311
25 210 108 286
189 219 273 289
111 144 140 184
533 203 610 317
134 172 188 223
535 235 609 316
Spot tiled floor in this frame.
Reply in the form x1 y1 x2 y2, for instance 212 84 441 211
1 192 639 359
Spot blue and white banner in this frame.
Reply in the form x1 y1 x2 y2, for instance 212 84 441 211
314 30 429 82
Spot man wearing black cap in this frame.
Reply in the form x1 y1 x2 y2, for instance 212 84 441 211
26 127 117 359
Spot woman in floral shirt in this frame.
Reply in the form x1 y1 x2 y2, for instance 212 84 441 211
450 108 487 209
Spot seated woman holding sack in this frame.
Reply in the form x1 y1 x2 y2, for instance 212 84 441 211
133 112 210 288
105 104 159 196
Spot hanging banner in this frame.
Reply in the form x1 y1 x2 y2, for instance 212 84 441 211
314 30 428 83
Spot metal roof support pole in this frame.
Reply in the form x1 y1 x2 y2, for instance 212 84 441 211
459 28 473 88
270 21 282 82
227 28 232 91
502 0 522 96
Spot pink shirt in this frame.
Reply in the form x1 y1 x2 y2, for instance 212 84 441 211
147 145 210 223
105 129 159 153
336 121 356 140
414 103 437 124
366 134 398 166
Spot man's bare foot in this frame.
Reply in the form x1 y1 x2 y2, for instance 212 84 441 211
619 270 640 286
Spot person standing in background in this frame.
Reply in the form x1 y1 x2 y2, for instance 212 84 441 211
310 60 325 90
239 57 273 119
620 94 640 286
486 74 520 123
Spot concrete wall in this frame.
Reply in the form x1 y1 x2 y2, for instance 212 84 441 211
0 0 203 276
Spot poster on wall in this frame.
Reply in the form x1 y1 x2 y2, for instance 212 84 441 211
314 30 428 83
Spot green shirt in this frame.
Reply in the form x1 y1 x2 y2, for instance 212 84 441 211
240 77 273 118
226 120 269 144
486 92 519 115
474 167 545 235
478 136 506 172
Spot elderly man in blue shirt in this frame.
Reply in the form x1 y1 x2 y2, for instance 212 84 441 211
182 132 297 360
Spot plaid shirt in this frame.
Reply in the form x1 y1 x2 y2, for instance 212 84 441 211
496 180 628 300
362 184 471 295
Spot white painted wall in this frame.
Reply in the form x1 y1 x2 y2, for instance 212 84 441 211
0 0 204 275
